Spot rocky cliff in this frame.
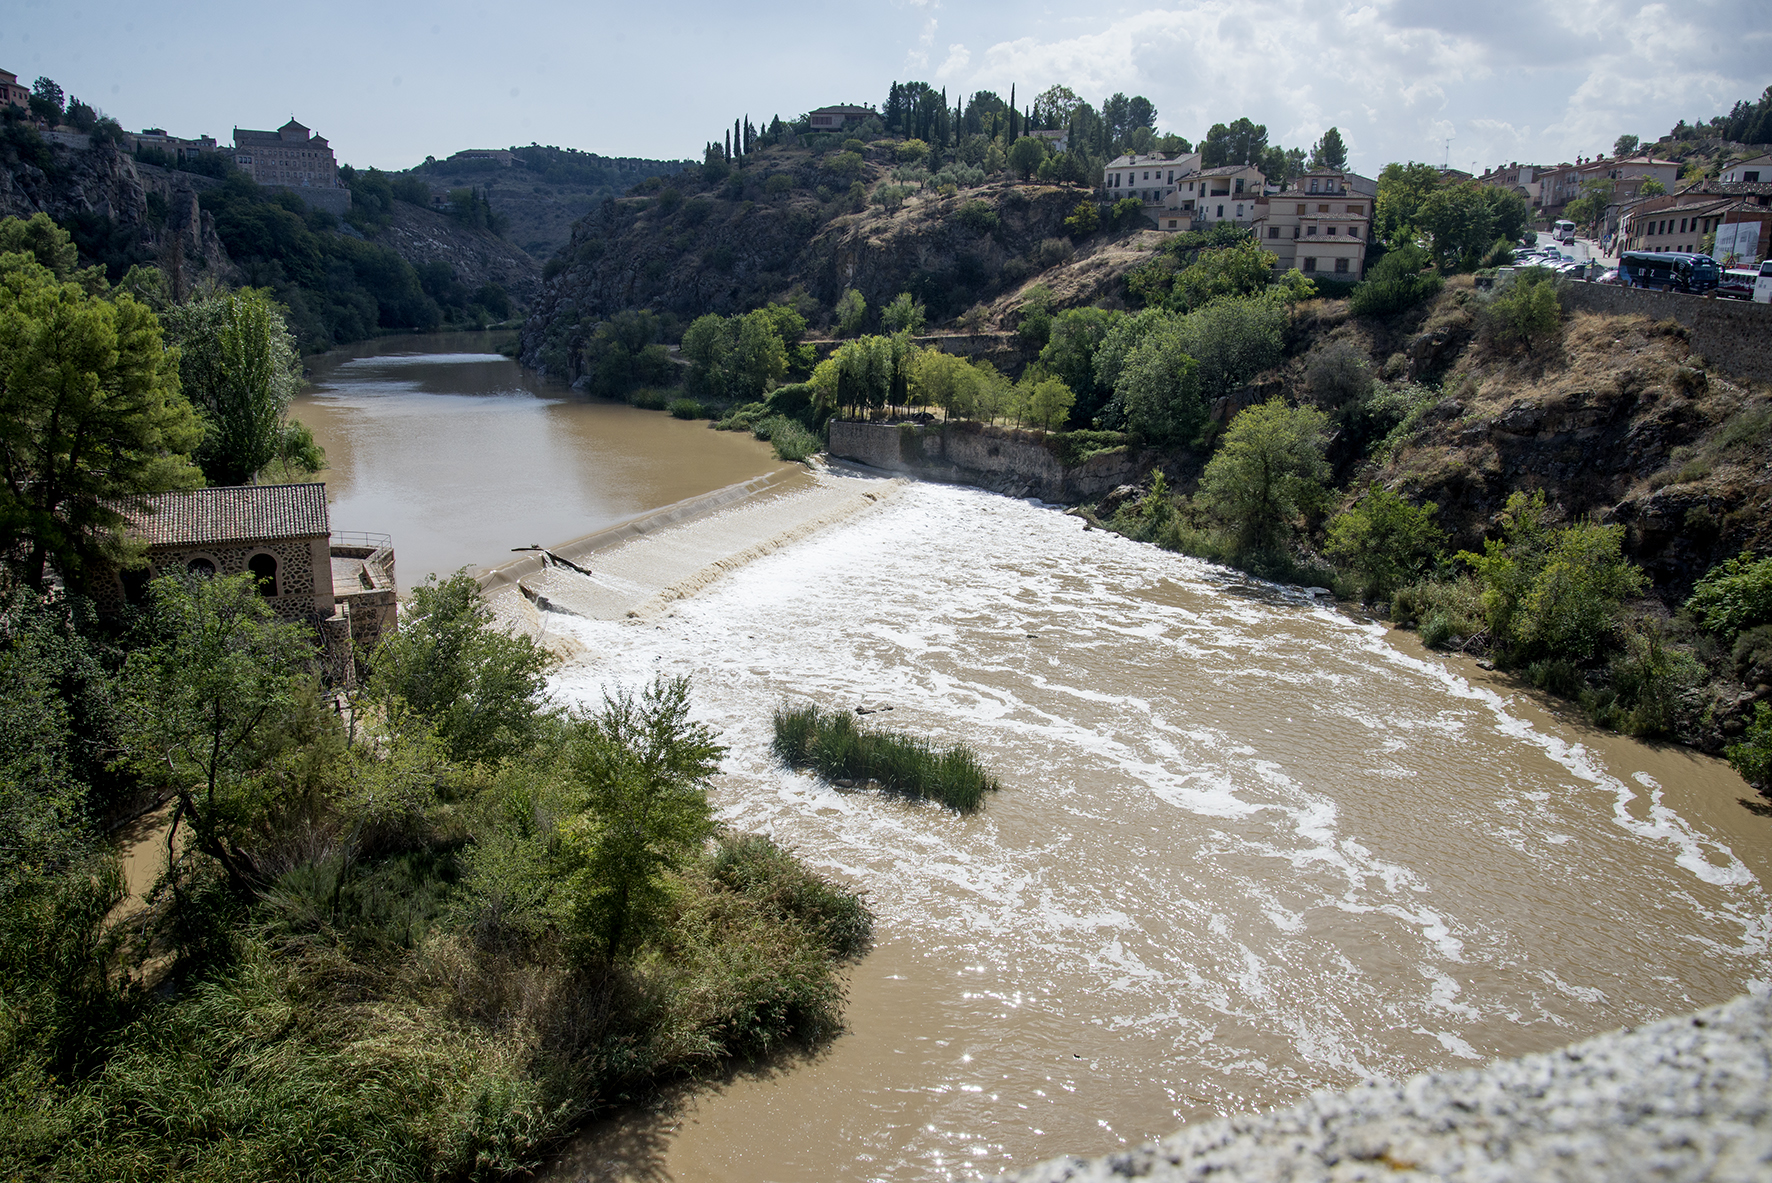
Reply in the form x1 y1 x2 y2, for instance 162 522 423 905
517 141 1152 379
0 137 236 283
377 199 541 305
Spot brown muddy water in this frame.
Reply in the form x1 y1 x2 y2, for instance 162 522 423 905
292 339 1770 1182
293 332 785 584
539 481 1772 1182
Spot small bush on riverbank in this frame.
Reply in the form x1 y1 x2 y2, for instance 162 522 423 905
668 398 707 419
756 415 821 461
771 704 999 813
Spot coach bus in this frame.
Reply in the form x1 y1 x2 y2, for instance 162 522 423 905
1618 250 1721 294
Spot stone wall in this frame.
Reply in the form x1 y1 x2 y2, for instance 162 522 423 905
1006 990 1771 1183
1561 283 1772 386
828 421 1142 502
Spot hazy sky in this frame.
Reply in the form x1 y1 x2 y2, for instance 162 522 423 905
4 0 1766 176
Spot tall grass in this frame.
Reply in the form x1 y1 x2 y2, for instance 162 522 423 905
771 704 1000 813
753 415 821 462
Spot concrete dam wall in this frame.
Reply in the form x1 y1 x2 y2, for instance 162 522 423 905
827 420 1144 503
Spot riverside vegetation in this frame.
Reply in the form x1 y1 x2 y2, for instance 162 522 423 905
515 76 1771 787
0 212 869 1179
771 704 1002 813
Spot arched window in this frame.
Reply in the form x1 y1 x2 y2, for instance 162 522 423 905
248 553 278 597
187 557 216 578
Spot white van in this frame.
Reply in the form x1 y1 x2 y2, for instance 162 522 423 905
1554 219 1576 243
1757 259 1772 304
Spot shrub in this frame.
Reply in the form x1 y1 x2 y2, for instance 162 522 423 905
1326 485 1447 601
955 200 999 234
709 834 871 959
1064 200 1100 238
1349 245 1442 316
667 398 706 419
1392 575 1486 641
764 173 794 196
759 416 820 461
1485 267 1562 351
628 388 669 410
824 151 864 178
1686 552 1772 643
771 704 1000 813
657 187 683 214
1591 620 1702 736
1307 340 1371 404
1725 702 1772 787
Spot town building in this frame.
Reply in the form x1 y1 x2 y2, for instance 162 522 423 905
448 148 514 167
807 105 875 133
1720 154 1772 184
1104 152 1200 206
1252 169 1377 279
233 119 351 213
111 483 396 680
1582 154 1681 200
0 68 29 112
1029 129 1069 153
1617 192 1771 263
1477 162 1547 205
1176 163 1266 229
137 128 218 163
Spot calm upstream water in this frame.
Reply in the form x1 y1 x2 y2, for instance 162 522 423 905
299 339 1771 1182
294 332 785 583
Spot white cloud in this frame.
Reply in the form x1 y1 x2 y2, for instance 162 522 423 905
936 43 971 80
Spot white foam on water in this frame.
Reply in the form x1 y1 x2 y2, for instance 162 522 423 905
544 478 1771 1175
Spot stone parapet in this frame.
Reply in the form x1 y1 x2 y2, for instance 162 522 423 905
1560 283 1772 386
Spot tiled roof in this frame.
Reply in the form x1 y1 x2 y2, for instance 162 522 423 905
126 483 330 547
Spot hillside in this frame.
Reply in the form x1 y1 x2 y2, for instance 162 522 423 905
376 197 541 306
410 147 690 259
518 138 1154 378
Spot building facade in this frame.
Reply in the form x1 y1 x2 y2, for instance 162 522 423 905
1720 154 1772 184
1104 152 1200 206
137 128 218 163
114 483 397 680
1253 169 1376 279
0 69 29 112
234 120 342 189
807 105 875 133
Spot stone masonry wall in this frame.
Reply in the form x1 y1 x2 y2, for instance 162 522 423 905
828 421 1142 502
1561 283 1772 386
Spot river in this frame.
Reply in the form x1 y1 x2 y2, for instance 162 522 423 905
294 332 786 583
298 337 1771 1183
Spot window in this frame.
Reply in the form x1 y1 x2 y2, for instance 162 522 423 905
1303 257 1317 271
1347 204 1362 214
1327 226 1337 235
187 557 216 578
1746 171 1761 182
1217 204 1224 217
1334 258 1349 273
1292 227 1299 238
1318 204 1329 213
1307 225 1317 235
1679 218 1688 233
1268 226 1279 238
1309 179 1319 193
1296 204 1306 214
1234 178 1244 193
248 553 278 596
1167 219 1178 228
1143 172 1150 180
1236 203 1243 217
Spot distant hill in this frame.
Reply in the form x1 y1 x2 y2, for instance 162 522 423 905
409 146 690 259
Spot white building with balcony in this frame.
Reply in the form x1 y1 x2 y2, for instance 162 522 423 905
1252 169 1377 279
1104 152 1201 208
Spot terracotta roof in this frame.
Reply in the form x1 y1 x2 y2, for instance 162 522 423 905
127 484 330 547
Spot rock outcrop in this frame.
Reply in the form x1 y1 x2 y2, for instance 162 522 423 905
378 199 541 305
1009 991 1771 1183
0 140 235 282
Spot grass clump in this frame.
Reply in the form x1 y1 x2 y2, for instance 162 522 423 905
754 415 821 462
667 398 707 420
771 704 1000 813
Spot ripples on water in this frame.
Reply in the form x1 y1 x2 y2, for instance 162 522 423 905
548 479 1769 1181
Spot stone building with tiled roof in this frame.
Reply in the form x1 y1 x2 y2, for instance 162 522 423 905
232 119 352 215
112 483 397 680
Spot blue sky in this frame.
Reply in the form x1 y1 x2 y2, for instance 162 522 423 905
3 0 1766 176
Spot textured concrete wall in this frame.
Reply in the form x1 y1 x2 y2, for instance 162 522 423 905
1561 283 1772 386
828 421 1140 502
1007 991 1771 1183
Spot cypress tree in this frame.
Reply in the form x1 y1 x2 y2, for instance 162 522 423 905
725 128 731 160
1009 86 1016 141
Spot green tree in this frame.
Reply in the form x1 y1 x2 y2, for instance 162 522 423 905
122 573 317 893
1019 373 1076 430
1200 118 1268 168
1325 485 1447 599
1198 399 1330 556
561 676 724 959
1115 323 1203 444
1614 134 1640 157
1177 293 1287 399
1016 284 1056 348
1486 269 1562 352
1418 183 1496 272
29 77 64 123
1374 161 1443 250
1008 136 1046 180
160 287 303 486
1349 243 1443 317
1726 702 1772 787
834 288 868 337
1169 239 1277 312
1310 127 1348 171
1685 552 1772 643
1638 178 1667 197
1064 199 1100 238
881 292 927 335
0 245 203 590
369 571 555 765
0 212 80 278
1039 306 1117 424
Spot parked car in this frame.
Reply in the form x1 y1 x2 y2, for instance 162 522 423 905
1595 268 1623 285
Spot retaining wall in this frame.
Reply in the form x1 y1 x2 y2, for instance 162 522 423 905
1561 283 1772 386
828 420 1142 502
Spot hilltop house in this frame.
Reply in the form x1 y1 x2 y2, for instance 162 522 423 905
0 68 29 112
1252 169 1377 279
1104 152 1200 206
1721 154 1772 184
233 119 351 214
807 105 875 133
111 483 396 680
